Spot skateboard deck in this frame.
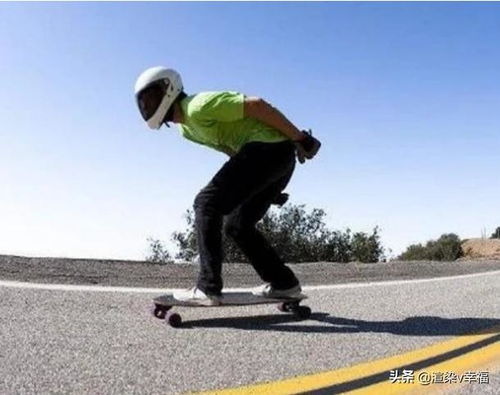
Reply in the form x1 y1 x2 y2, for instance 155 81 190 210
152 291 311 328
154 291 307 307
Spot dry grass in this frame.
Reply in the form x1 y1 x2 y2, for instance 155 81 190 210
462 238 500 259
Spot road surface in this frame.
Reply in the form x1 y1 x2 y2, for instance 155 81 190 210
0 258 498 394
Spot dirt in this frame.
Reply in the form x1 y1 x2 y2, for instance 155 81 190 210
462 238 500 259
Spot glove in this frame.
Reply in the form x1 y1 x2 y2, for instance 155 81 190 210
295 129 321 164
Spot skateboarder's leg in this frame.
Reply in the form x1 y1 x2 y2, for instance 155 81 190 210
194 141 296 296
193 182 226 296
223 170 300 290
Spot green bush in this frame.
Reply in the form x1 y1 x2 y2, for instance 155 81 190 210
160 203 384 263
171 212 198 262
145 238 173 264
491 227 500 239
351 228 384 263
398 233 463 261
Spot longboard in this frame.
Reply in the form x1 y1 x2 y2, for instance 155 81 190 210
152 291 311 328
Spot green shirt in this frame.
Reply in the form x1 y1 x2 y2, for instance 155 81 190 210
177 91 287 154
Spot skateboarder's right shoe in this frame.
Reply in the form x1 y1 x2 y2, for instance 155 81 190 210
172 287 221 306
252 283 302 299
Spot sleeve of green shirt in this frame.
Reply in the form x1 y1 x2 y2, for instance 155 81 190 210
196 91 245 122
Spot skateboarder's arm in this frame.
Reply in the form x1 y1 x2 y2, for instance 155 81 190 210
244 97 305 141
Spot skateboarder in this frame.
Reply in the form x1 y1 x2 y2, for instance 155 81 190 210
135 66 321 306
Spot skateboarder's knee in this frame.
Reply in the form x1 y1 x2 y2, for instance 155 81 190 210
194 190 216 213
194 188 235 217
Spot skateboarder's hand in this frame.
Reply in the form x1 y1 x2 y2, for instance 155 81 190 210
295 129 321 164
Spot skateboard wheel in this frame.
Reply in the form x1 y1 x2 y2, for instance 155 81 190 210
166 312 182 328
152 305 168 319
278 302 293 312
294 306 312 319
278 301 300 313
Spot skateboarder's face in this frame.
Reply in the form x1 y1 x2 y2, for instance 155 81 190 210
171 101 183 124
137 84 165 121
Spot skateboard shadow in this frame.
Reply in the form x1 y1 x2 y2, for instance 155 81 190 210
183 314 500 336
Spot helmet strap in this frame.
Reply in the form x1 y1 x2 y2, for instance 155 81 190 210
162 104 175 127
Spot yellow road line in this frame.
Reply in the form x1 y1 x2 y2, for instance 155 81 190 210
406 338 500 394
351 339 500 394
191 325 500 395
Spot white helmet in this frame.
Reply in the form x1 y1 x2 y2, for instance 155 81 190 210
134 66 183 129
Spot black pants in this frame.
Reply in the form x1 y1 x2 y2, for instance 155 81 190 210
194 141 300 296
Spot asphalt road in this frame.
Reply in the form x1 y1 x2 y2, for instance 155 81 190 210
0 257 499 394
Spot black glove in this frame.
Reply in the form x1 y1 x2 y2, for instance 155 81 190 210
295 129 321 164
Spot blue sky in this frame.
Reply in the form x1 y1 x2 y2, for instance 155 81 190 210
1 2 499 259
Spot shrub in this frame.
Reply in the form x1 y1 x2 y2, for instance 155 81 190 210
171 211 198 262
398 243 428 261
351 227 384 263
491 227 500 239
163 203 384 263
145 238 173 264
399 233 463 261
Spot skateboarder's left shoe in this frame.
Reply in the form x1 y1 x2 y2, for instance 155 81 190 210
252 283 302 298
172 287 221 306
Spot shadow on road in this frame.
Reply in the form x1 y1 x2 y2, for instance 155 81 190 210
182 314 500 335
